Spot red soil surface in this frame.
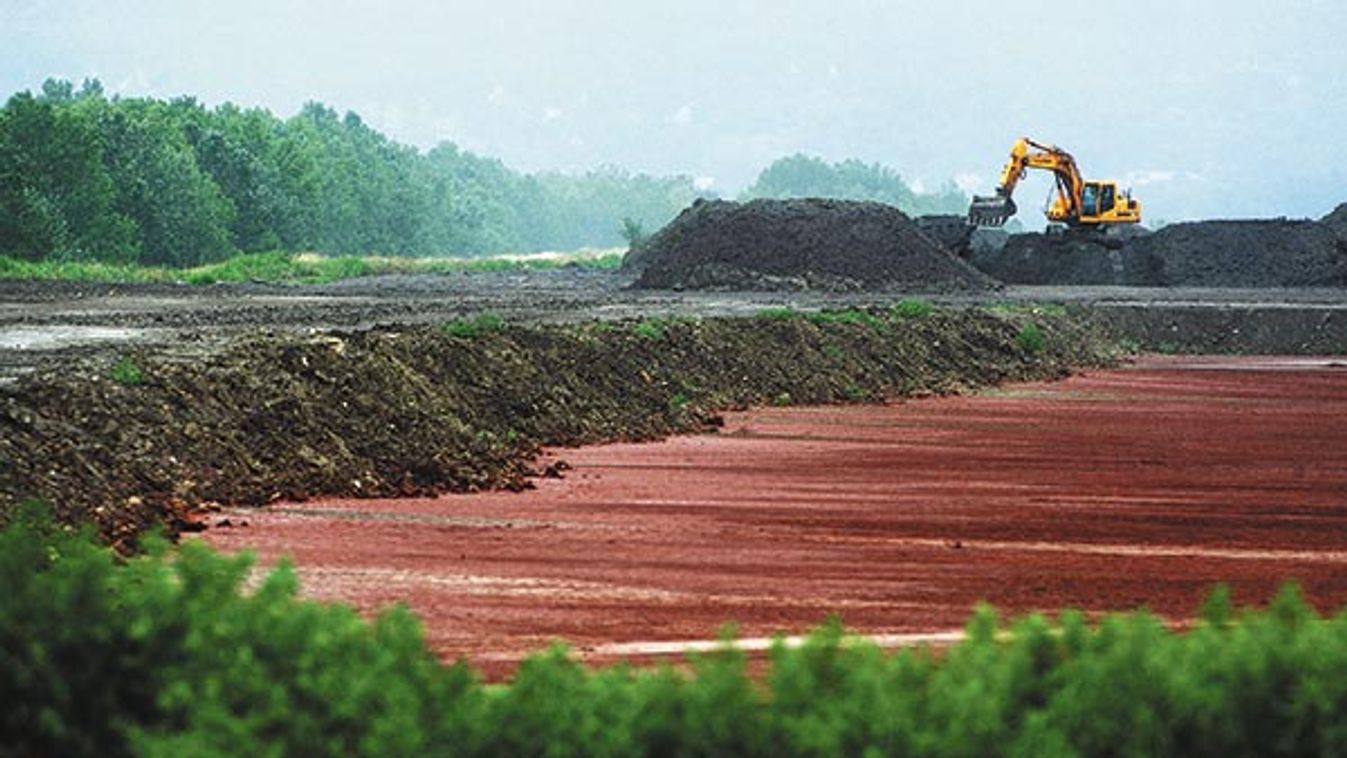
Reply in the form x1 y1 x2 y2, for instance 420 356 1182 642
200 355 1347 678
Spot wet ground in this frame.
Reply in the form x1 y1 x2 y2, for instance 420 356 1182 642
198 355 1347 679
3 269 1346 382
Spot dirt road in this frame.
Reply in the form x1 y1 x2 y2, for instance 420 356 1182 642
198 355 1347 678
4 269 1346 382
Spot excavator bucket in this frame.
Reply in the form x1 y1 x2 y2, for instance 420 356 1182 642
968 193 1017 227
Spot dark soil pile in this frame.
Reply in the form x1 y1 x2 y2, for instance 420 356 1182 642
969 219 1346 287
1128 219 1347 287
914 215 975 255
969 232 1162 286
628 198 996 292
1322 203 1347 242
1 311 1114 547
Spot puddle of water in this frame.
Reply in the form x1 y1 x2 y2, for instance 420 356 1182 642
0 326 148 351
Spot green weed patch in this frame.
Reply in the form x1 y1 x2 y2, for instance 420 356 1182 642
109 357 145 386
0 250 623 285
443 313 507 338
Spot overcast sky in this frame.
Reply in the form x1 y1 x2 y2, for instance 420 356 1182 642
3 0 1345 222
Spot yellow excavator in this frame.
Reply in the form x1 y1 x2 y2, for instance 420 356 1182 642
968 137 1141 229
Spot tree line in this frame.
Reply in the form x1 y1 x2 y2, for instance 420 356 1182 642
742 153 968 215
0 79 967 267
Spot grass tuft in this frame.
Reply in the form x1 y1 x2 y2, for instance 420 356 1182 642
891 298 935 319
443 313 507 338
109 357 144 385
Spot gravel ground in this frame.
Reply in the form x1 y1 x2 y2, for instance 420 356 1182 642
5 268 1347 383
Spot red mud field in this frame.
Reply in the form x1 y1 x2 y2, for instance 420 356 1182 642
199 355 1347 678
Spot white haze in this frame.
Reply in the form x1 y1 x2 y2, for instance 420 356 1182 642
3 0 1345 222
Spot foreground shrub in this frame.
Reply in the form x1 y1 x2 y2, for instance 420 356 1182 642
2 506 1345 757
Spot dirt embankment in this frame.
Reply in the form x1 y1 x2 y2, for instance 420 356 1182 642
970 217 1347 287
1322 203 1347 241
627 198 996 292
1 311 1114 547
1095 304 1347 355
969 232 1154 286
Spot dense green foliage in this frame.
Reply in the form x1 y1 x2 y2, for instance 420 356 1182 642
742 153 968 216
4 505 1346 757
1 80 975 269
0 79 700 265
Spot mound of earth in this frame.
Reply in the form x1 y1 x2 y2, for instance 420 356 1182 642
968 219 1346 287
914 215 975 255
968 231 1161 286
1322 203 1347 242
1 312 1114 548
1128 219 1347 288
628 198 996 292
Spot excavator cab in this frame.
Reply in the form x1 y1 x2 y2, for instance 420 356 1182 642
1079 181 1140 225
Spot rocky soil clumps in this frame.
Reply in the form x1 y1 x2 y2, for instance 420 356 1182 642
1 310 1114 547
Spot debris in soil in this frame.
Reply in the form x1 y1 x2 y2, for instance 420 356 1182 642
0 311 1115 547
969 219 1346 287
628 198 997 292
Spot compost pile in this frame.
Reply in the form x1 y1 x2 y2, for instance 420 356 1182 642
969 218 1347 287
628 198 996 292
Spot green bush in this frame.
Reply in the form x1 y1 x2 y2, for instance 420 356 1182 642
1016 322 1045 353
3 506 1346 757
632 319 666 340
755 307 802 321
109 356 144 385
891 298 935 319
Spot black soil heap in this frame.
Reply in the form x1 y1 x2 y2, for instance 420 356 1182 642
970 218 1347 287
1322 203 1347 242
628 198 996 292
969 232 1155 286
1130 219 1346 287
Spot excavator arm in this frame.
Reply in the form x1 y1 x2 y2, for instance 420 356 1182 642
969 137 1084 227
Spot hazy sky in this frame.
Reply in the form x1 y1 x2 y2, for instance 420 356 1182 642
3 0 1345 222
